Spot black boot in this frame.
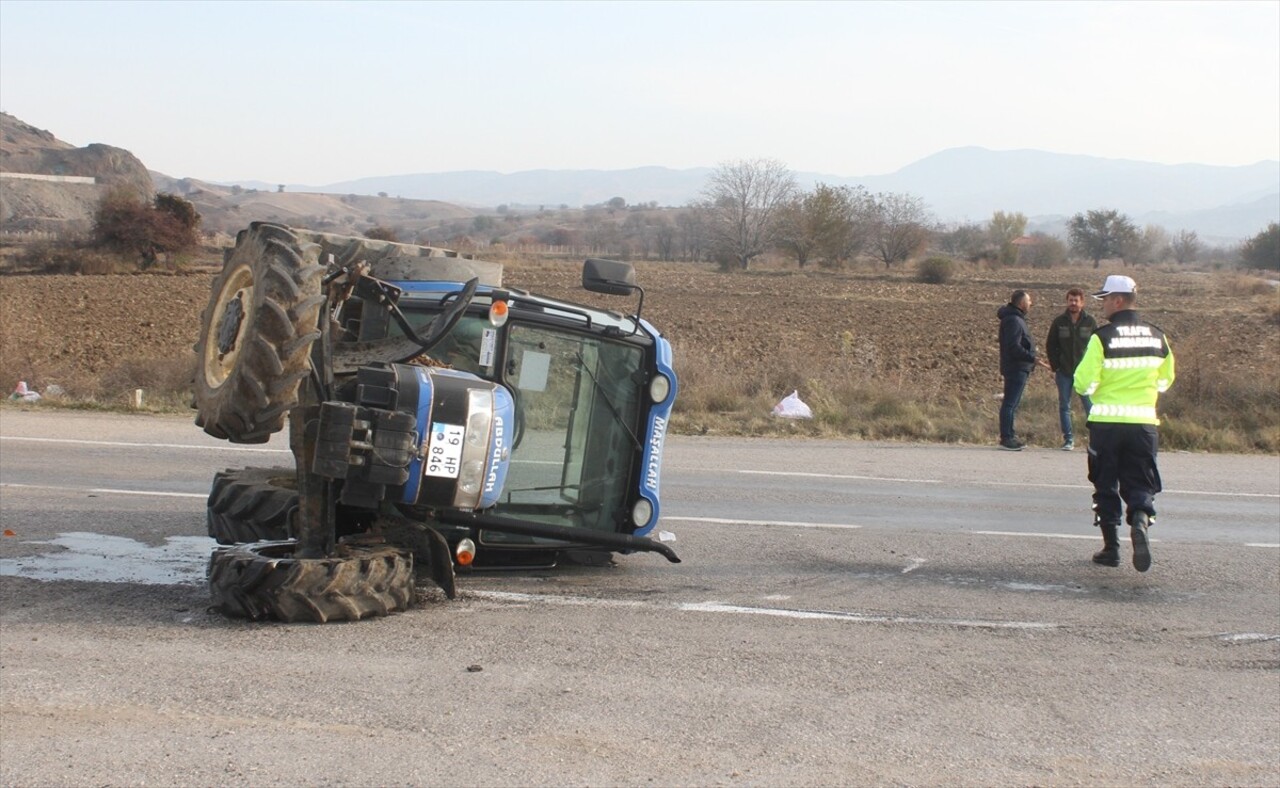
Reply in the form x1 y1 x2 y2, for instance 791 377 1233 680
1131 511 1152 572
1092 522 1120 567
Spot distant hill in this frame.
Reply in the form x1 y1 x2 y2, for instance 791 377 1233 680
826 147 1279 243
3 109 1275 244
262 166 716 212
249 147 1278 241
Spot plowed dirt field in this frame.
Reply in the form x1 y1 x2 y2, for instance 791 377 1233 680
1 260 1276 426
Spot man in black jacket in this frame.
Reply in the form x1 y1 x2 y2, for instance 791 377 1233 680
997 290 1050 450
1045 287 1098 451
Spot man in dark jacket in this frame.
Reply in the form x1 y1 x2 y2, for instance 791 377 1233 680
1045 288 1098 451
997 290 1050 450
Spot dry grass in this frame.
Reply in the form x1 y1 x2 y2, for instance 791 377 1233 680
2 254 1277 453
1219 272 1279 297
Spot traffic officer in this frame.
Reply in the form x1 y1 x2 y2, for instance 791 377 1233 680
1073 275 1175 572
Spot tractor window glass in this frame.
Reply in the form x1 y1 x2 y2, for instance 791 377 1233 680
494 324 643 535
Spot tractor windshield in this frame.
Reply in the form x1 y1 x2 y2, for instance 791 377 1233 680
494 323 644 536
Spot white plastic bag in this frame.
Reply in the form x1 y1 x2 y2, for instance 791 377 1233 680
772 390 812 419
8 381 40 402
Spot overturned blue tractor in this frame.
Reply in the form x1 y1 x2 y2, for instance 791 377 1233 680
193 222 678 622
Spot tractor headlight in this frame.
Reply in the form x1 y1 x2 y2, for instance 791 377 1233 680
632 498 653 528
457 459 485 496
649 373 671 404
452 389 494 508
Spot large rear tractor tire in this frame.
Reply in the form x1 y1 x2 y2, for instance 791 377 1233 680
194 223 326 444
208 540 414 623
207 467 299 545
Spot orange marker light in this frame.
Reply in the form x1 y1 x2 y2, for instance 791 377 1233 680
455 538 477 566
488 300 509 327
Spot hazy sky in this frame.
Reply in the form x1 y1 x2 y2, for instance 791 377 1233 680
1 0 1277 184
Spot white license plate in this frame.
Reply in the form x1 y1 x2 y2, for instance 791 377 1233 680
424 422 465 478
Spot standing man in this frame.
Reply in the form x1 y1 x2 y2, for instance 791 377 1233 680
1074 275 1175 572
1046 288 1098 451
997 290 1051 450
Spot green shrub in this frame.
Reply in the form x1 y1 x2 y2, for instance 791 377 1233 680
916 256 955 284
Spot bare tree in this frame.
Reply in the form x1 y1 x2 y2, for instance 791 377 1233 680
701 158 797 270
1170 229 1201 264
840 187 878 262
622 212 651 259
676 207 708 261
653 217 676 261
777 183 875 268
935 221 988 260
774 197 816 268
1019 232 1069 269
1126 224 1170 265
869 192 932 268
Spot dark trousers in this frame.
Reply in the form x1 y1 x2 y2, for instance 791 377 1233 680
1087 422 1161 526
999 369 1030 442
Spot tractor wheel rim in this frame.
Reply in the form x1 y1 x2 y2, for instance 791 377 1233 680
204 265 254 388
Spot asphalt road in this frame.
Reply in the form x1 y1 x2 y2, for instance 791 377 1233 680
1 409 1278 787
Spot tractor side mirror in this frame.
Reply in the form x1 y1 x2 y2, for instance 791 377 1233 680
582 258 638 296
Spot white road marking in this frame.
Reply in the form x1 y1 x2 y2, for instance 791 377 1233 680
5 436 1273 499
471 591 1056 631
972 529 1170 544
901 557 926 574
0 482 207 499
470 591 645 609
1135 489 1278 499
982 480 1095 491
662 516 862 530
738 468 1278 499
742 470 942 484
0 436 288 453
679 602 1054 630
972 530 1110 541
1244 543 1280 548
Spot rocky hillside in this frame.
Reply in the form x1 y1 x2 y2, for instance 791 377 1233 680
150 173 479 237
0 113 153 232
0 113 476 238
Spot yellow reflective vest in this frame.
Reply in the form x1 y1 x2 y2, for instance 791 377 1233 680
1073 310 1175 425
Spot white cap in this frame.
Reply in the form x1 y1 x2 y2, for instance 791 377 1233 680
1091 274 1136 298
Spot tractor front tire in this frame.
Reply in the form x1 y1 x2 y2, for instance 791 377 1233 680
194 223 326 444
208 540 414 623
207 467 299 545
